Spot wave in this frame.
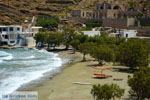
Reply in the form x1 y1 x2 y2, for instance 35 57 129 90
0 60 3 63
0 51 13 63
38 49 55 55
38 49 48 53
26 55 35 59
6 57 43 62
0 69 52 98
0 48 64 99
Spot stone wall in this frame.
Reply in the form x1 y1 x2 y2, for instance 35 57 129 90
102 18 127 28
71 10 81 17
127 17 136 27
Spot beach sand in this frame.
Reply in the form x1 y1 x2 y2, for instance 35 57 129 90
18 51 132 100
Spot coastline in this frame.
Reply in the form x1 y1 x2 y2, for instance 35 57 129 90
16 50 83 93
16 50 132 100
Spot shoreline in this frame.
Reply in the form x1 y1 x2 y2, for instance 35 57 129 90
16 50 82 91
16 50 132 100
0 48 73 97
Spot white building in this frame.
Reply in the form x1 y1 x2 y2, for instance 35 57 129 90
116 29 137 38
22 26 42 37
83 31 101 37
0 25 42 46
0 25 22 45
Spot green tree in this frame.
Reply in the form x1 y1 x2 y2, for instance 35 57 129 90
36 16 59 30
110 84 125 100
46 32 63 50
118 39 149 69
91 33 117 47
128 67 150 100
78 42 95 61
63 28 76 50
78 34 89 43
90 45 114 65
91 84 124 100
70 39 80 53
34 32 48 44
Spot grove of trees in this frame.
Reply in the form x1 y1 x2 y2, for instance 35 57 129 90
90 45 114 65
117 39 149 69
34 28 150 100
35 30 150 69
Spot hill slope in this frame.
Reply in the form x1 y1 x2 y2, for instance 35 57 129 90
0 0 149 25
0 0 81 24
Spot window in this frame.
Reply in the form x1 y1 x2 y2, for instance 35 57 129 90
83 12 85 17
113 6 120 10
2 35 8 39
107 5 111 9
0 28 2 32
17 27 20 31
100 6 104 9
10 41 15 43
126 34 128 37
9 27 13 31
3 28 7 31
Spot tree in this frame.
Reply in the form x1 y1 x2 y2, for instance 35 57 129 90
36 16 59 30
46 32 63 50
91 33 117 47
70 39 80 53
63 28 76 50
78 42 95 61
90 45 114 65
34 32 47 44
128 67 150 100
78 34 89 43
110 84 125 100
118 39 149 69
91 84 124 100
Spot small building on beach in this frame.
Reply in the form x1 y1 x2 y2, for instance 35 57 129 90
116 29 137 38
83 31 101 37
0 25 22 46
0 25 42 46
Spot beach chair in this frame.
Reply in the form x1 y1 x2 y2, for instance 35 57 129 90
92 66 112 79
93 74 112 79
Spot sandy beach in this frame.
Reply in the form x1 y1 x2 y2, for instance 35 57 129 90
18 50 132 100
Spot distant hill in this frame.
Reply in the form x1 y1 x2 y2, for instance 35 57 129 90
0 0 149 25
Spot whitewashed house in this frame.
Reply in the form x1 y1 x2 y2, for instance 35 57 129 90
0 25 22 45
116 29 137 38
82 31 101 37
0 25 42 46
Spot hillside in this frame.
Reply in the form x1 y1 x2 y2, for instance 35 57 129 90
0 0 80 24
0 0 112 24
0 0 149 25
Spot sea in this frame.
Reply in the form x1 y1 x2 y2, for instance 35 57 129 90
0 48 65 98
